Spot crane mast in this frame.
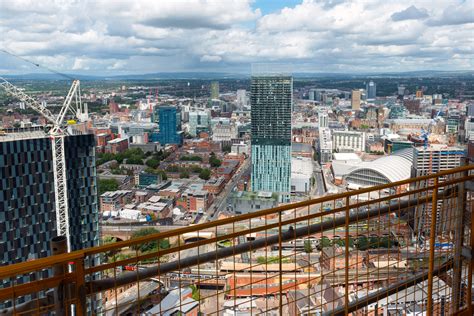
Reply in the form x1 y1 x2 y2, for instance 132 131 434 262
0 77 82 251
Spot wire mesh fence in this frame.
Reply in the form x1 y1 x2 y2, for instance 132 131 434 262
0 164 473 315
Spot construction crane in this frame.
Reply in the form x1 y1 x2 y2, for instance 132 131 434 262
0 77 82 251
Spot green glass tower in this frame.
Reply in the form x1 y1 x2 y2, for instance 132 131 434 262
250 75 292 197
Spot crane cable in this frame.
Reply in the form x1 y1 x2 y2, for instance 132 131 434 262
0 49 75 81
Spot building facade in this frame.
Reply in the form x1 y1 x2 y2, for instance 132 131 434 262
154 106 183 145
0 129 100 294
332 130 366 153
188 110 210 137
351 90 361 110
250 75 292 197
366 81 376 99
412 146 464 235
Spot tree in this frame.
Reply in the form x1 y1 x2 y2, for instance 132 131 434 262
146 158 160 169
180 171 190 178
209 155 221 168
130 228 169 253
126 157 144 165
199 168 211 180
98 179 119 195
318 236 332 250
304 240 313 253
357 236 370 250
189 165 203 173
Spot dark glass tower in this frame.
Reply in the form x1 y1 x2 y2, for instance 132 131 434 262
0 128 100 269
250 75 292 197
154 106 183 145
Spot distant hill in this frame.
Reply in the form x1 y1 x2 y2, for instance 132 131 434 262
2 70 473 81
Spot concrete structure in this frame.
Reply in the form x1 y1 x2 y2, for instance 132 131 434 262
351 90 361 110
250 75 292 198
236 89 247 109
318 111 329 128
318 127 333 164
291 157 313 193
212 124 237 142
106 138 129 154
100 190 133 212
227 191 278 215
332 130 366 153
210 81 219 99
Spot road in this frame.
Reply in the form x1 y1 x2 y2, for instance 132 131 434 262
205 158 251 221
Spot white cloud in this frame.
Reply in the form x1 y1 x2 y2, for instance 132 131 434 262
0 0 472 74
200 55 222 63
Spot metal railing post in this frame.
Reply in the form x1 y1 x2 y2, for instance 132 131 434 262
51 236 68 316
452 158 468 313
344 196 350 315
427 176 439 315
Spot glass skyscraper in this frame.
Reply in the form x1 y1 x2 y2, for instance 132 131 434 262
154 106 183 145
250 75 292 198
0 128 100 293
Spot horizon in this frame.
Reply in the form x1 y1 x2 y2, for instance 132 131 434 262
1 0 473 76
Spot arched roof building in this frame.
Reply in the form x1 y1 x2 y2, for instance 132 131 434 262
344 149 413 188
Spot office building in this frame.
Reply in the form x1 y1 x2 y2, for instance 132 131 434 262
366 81 376 99
210 81 219 99
250 74 292 197
154 106 183 145
188 110 210 137
332 130 366 153
412 146 464 234
0 128 99 286
318 127 333 164
236 89 247 109
318 111 329 128
351 90 361 110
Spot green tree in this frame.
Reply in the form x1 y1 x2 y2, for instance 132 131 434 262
126 157 144 165
98 179 119 195
357 236 370 250
209 155 221 167
146 158 160 169
130 228 169 253
189 165 203 173
199 168 211 180
180 171 190 178
189 285 200 301
304 240 313 253
318 236 332 250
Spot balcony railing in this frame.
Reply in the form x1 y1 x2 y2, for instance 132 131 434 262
0 164 473 315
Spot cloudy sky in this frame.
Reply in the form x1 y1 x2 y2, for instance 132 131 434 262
0 0 473 75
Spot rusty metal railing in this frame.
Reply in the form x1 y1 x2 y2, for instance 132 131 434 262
0 164 473 315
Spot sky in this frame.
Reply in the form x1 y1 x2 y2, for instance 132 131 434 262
0 0 473 75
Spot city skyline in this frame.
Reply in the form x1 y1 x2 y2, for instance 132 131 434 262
1 0 473 75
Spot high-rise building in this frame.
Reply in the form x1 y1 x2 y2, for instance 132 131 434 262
0 127 99 286
236 89 247 109
250 75 292 198
210 81 219 99
412 146 464 234
351 90 361 110
318 111 329 128
188 110 210 137
154 106 183 145
366 81 376 99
